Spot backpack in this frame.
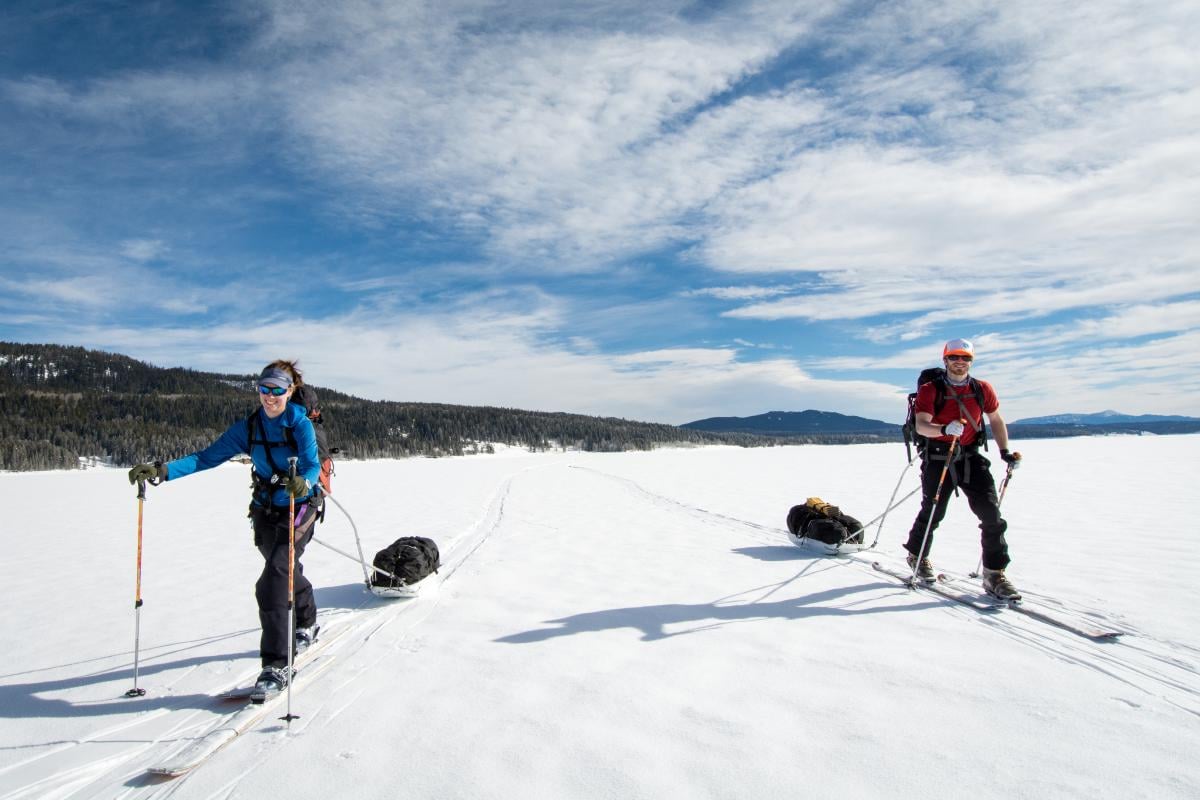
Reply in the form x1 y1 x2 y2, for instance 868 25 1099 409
786 497 864 546
290 384 336 495
371 536 441 589
901 367 989 462
247 383 337 497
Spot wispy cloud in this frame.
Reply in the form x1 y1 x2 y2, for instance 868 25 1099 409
684 285 798 301
120 239 169 262
1 0 1197 422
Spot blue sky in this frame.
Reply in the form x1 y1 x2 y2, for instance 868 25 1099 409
2 0 1198 424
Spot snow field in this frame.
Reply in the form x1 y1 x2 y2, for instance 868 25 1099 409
0 435 1197 799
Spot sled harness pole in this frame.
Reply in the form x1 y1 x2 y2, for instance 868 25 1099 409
309 533 402 586
867 459 919 549
908 434 958 586
124 480 149 698
325 493 373 588
282 457 300 726
969 459 1017 578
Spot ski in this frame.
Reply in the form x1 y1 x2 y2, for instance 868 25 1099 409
146 653 337 777
213 621 348 700
1003 601 1122 641
147 623 347 777
937 574 1123 642
871 561 1000 611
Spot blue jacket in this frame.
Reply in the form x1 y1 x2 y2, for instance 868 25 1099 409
166 403 321 507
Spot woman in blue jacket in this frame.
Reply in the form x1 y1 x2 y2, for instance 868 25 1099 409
128 360 323 695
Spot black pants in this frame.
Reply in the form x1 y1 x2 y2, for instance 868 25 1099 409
905 445 1010 570
251 501 321 668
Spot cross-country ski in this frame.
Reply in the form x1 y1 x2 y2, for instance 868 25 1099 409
146 653 340 778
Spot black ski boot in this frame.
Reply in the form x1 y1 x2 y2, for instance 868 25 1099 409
250 665 292 703
295 625 320 655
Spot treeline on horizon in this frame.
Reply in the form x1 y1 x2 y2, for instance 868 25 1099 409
0 342 892 472
5 342 1192 473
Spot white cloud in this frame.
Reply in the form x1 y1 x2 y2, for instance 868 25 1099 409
120 239 168 262
4 0 1198 424
61 288 908 425
684 285 798 301
725 262 1200 330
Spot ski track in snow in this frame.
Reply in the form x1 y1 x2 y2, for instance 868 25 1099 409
2 446 1197 798
0 465 532 800
570 464 1200 718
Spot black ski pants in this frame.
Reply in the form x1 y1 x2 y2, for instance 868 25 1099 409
905 445 1010 570
251 501 321 668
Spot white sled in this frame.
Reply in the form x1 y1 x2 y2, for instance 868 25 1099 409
369 574 436 599
786 529 870 556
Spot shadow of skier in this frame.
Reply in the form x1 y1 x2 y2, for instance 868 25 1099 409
496 581 940 644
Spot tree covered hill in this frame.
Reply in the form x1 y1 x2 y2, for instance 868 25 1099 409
682 409 899 436
0 342 796 471
682 407 1200 444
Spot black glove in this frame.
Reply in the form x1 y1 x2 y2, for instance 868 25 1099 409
1000 449 1022 468
284 474 311 498
128 462 167 484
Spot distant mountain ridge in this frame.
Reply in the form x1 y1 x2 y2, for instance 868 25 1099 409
684 408 1200 443
1014 410 1200 425
682 410 898 436
6 342 1198 473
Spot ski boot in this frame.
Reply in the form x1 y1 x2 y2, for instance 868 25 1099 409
906 553 937 585
982 568 1022 602
250 665 292 703
295 625 320 655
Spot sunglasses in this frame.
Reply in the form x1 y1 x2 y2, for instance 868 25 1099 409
257 385 289 396
946 355 973 362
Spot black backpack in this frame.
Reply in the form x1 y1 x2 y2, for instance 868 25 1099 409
902 367 988 462
372 536 441 588
290 385 336 495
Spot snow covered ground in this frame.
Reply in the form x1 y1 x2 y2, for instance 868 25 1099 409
1 435 1197 799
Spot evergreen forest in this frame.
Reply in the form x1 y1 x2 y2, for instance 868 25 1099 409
1 342 854 471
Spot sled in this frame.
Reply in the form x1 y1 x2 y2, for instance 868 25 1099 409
368 574 435 599
786 528 870 555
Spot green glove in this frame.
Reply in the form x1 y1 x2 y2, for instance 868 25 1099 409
128 462 167 484
284 474 310 498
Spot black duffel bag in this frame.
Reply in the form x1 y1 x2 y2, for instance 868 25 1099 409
786 497 865 545
372 536 440 588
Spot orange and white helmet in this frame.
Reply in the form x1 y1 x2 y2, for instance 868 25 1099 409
943 338 974 358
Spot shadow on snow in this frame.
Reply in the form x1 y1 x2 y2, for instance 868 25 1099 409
496 577 939 644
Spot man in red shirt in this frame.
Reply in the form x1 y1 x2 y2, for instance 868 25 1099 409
905 338 1022 600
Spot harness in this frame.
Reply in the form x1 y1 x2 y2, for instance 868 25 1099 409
931 377 989 453
246 408 324 520
921 378 990 491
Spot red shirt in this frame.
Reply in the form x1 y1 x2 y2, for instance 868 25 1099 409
915 378 999 447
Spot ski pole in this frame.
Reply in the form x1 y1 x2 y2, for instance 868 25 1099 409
125 480 148 698
282 457 299 726
908 435 958 586
969 459 1017 578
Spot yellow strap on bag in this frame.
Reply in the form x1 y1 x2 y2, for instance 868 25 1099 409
805 497 840 518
